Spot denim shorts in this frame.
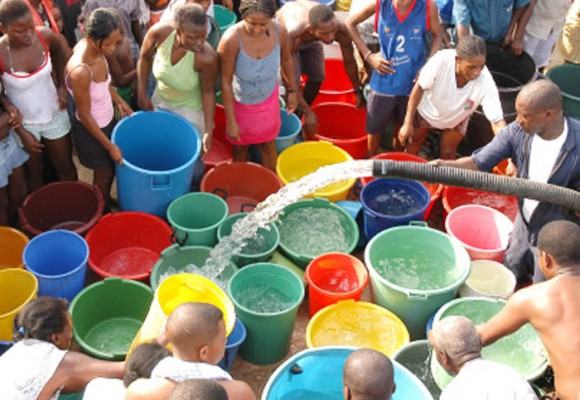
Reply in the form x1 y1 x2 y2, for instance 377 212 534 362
0 132 29 187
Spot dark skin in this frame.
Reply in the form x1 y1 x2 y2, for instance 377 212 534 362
276 0 364 135
137 21 218 158
66 29 133 211
0 16 77 191
106 26 137 88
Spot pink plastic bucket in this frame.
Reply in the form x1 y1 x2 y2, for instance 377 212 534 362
445 205 514 262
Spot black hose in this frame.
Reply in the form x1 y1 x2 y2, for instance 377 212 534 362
372 160 580 213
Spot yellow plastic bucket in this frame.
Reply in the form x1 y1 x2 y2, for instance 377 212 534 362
0 227 29 270
0 269 38 340
129 273 235 353
459 260 516 300
306 300 410 356
276 141 355 202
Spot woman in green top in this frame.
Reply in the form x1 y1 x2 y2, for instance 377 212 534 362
137 3 217 158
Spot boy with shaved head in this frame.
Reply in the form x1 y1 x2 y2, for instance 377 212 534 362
343 348 395 400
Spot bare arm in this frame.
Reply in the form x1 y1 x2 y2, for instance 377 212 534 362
137 25 166 110
477 290 532 346
429 155 480 169
491 120 507 134
109 85 133 119
132 19 144 46
428 0 444 55
336 25 364 108
125 378 175 400
41 27 68 110
279 23 298 114
503 2 533 55
217 26 241 143
197 44 218 158
398 83 425 145
107 48 137 88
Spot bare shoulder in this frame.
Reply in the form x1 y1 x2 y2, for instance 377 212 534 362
198 43 218 66
37 26 58 45
148 22 175 43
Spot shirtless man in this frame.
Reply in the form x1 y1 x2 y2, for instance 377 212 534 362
276 0 363 135
478 220 580 400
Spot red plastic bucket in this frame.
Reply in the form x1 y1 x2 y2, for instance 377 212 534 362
311 58 356 106
445 205 514 262
311 103 367 159
19 181 104 236
362 152 443 219
205 105 233 174
442 185 519 222
85 212 172 281
201 161 284 215
305 253 369 317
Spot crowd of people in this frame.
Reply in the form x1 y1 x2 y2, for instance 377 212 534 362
0 0 579 398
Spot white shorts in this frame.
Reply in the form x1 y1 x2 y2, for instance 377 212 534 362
18 108 71 145
151 91 205 135
523 30 560 69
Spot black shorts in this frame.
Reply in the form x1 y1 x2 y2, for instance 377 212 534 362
366 88 408 135
72 118 116 170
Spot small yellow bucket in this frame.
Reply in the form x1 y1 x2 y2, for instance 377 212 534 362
0 269 38 341
276 141 355 202
129 273 236 353
306 300 410 356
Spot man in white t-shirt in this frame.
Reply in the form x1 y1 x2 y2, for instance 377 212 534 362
399 34 507 159
429 316 538 400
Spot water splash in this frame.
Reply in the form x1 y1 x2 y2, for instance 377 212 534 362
199 160 374 285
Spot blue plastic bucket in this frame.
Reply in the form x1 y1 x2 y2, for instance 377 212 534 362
276 110 302 153
262 347 433 400
23 230 89 301
112 110 201 217
218 318 247 372
360 178 430 241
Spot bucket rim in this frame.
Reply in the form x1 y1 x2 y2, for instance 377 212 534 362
18 181 104 237
226 318 247 347
304 252 369 297
23 230 89 279
392 338 431 361
0 268 38 319
360 178 431 220
0 227 29 269
201 160 284 195
111 110 201 175
462 260 517 298
227 263 305 317
445 204 514 253
364 225 471 296
278 109 302 138
261 346 433 400
217 212 280 259
305 299 410 349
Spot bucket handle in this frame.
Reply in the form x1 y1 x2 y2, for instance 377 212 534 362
170 229 189 247
409 221 428 228
212 188 229 200
240 203 256 212
405 291 429 300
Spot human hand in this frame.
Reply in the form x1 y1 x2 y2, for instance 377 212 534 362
428 159 449 167
368 53 395 75
201 132 212 159
108 144 123 166
355 90 366 109
5 103 22 128
303 109 318 136
226 120 240 142
117 100 134 118
398 122 414 146
20 129 44 154
137 96 155 112
57 86 68 110
286 92 298 114
506 158 518 177
510 39 524 56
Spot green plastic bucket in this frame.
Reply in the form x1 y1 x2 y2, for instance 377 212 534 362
167 192 229 247
547 63 580 118
277 198 359 268
393 340 442 399
70 277 153 360
431 297 548 389
214 5 236 36
364 222 471 340
228 263 304 364
149 244 238 291
218 212 280 267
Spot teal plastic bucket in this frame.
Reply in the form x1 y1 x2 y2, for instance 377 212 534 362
393 340 442 399
167 192 229 247
70 277 153 360
360 178 430 241
228 263 304 365
364 222 471 340
149 244 238 291
214 5 236 35
23 230 89 301
431 297 548 389
112 110 201 217
277 198 359 268
276 110 302 154
262 347 433 400
217 212 280 267
547 63 580 118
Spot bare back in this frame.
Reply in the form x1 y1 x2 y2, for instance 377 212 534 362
479 275 580 400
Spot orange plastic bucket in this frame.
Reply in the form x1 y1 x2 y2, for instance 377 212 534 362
305 253 368 317
0 227 29 270
361 152 443 219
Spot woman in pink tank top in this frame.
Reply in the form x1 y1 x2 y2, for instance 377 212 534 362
66 8 133 211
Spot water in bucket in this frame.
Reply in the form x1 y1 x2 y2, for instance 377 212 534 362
235 284 295 313
369 188 425 216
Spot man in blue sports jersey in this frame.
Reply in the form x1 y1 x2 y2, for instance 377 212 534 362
346 0 443 156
